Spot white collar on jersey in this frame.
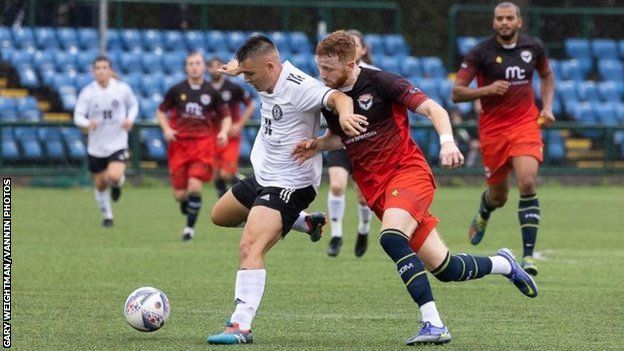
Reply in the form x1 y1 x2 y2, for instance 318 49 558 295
502 42 517 49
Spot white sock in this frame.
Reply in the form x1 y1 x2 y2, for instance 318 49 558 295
328 192 345 238
230 269 266 330
489 256 512 275
420 301 443 327
114 174 125 188
291 211 309 233
94 188 113 219
357 203 372 235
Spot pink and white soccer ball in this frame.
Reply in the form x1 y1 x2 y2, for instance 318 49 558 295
124 286 170 332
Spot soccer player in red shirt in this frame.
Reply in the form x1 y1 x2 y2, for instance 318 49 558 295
157 52 232 241
208 57 257 198
452 2 555 275
293 30 538 346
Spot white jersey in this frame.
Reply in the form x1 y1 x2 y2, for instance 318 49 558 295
251 61 335 191
74 78 139 157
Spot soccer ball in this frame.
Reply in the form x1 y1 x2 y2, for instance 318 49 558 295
124 286 170 332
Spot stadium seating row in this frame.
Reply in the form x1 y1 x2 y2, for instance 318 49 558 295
0 96 41 122
1 126 85 163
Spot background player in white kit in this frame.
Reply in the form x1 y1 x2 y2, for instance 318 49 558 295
205 35 367 345
74 56 139 227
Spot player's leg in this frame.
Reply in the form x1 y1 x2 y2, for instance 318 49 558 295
181 172 204 241
215 138 242 198
211 182 252 228
468 173 510 245
327 166 348 256
353 183 371 257
512 155 540 275
106 160 126 202
88 155 113 227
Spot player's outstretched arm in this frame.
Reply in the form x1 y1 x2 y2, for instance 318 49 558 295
292 130 343 165
326 91 368 137
539 69 556 128
451 78 510 103
217 115 232 147
415 99 464 169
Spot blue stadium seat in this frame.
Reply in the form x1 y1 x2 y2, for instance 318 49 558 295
597 81 623 102
597 59 623 82
377 55 400 74
56 27 78 50
75 73 92 91
52 74 77 93
457 36 479 56
206 30 228 53
120 29 142 51
76 49 98 71
141 73 165 96
591 101 618 126
401 56 421 77
16 97 40 121
1 138 19 162
162 51 186 75
140 128 166 161
60 127 87 162
53 51 77 71
591 39 619 60
576 81 600 102
162 30 186 52
421 57 446 79
139 98 158 121
119 53 142 74
226 31 247 52
141 52 164 74
384 34 409 55
14 127 43 162
0 98 18 122
437 79 453 103
38 65 56 86
60 93 77 111
289 32 312 55
544 130 566 164
11 27 35 50
32 48 57 68
307 55 319 77
556 80 578 102
552 97 562 117
106 29 123 51
573 102 595 122
548 59 560 78
289 54 311 76
414 78 440 102
163 73 184 90
184 30 205 51
565 38 591 60
0 27 11 46
269 32 291 55
559 59 585 81
616 103 624 124
120 72 142 94
142 29 164 51
8 49 33 67
619 40 624 60
34 27 59 50
15 64 39 89
363 34 383 56
38 127 66 162
77 28 98 50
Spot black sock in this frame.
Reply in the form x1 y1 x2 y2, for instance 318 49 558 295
186 194 202 228
180 200 188 215
479 190 497 220
379 229 434 306
519 194 540 257
431 252 493 282
215 179 227 198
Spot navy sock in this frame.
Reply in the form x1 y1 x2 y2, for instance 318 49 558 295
186 194 202 228
431 252 493 282
215 179 227 198
379 229 434 306
479 190 497 220
180 200 188 215
519 194 540 257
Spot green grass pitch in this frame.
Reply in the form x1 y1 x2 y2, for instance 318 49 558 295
13 184 624 350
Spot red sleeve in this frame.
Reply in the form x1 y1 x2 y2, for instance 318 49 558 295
158 86 176 112
535 41 551 77
455 49 480 84
374 71 429 112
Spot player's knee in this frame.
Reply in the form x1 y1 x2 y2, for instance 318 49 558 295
517 175 536 194
329 183 345 196
488 192 508 207
379 229 409 257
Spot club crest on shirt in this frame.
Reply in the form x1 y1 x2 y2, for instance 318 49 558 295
221 90 232 102
357 94 373 111
200 94 211 105
521 50 532 63
272 104 283 120
112 99 119 108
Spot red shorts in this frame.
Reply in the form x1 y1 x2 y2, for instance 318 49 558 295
480 123 543 185
369 165 440 253
215 136 241 175
168 137 216 190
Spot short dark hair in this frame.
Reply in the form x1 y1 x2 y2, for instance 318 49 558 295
186 51 206 64
93 55 112 67
208 56 222 66
495 2 521 17
234 34 276 63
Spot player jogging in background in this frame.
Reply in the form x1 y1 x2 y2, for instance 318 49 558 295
74 56 138 228
452 1 555 276
325 29 376 258
157 52 232 241
207 57 257 198
205 34 366 345
293 30 539 346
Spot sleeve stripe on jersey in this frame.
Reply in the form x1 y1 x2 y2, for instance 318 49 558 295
320 88 334 108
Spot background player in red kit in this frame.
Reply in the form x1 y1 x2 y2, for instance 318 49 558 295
293 30 539 346
157 52 232 240
208 57 257 198
452 2 555 275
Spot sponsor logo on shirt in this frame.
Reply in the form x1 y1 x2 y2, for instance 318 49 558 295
344 130 378 144
272 105 283 121
521 50 532 63
357 94 373 111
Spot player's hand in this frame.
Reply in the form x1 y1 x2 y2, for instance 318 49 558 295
339 113 368 137
122 119 133 130
292 138 320 165
229 123 243 137
487 80 510 96
538 109 555 128
219 59 241 77
217 131 228 147
163 128 177 142
87 121 98 130
439 140 465 169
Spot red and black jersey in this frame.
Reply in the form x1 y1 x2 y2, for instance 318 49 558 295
456 34 550 135
322 68 432 204
211 79 253 124
159 80 229 139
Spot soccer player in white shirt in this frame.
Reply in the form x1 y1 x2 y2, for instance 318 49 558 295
206 35 368 345
74 56 139 228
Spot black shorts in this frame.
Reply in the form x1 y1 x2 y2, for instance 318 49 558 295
327 148 352 173
231 175 317 236
87 149 129 174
